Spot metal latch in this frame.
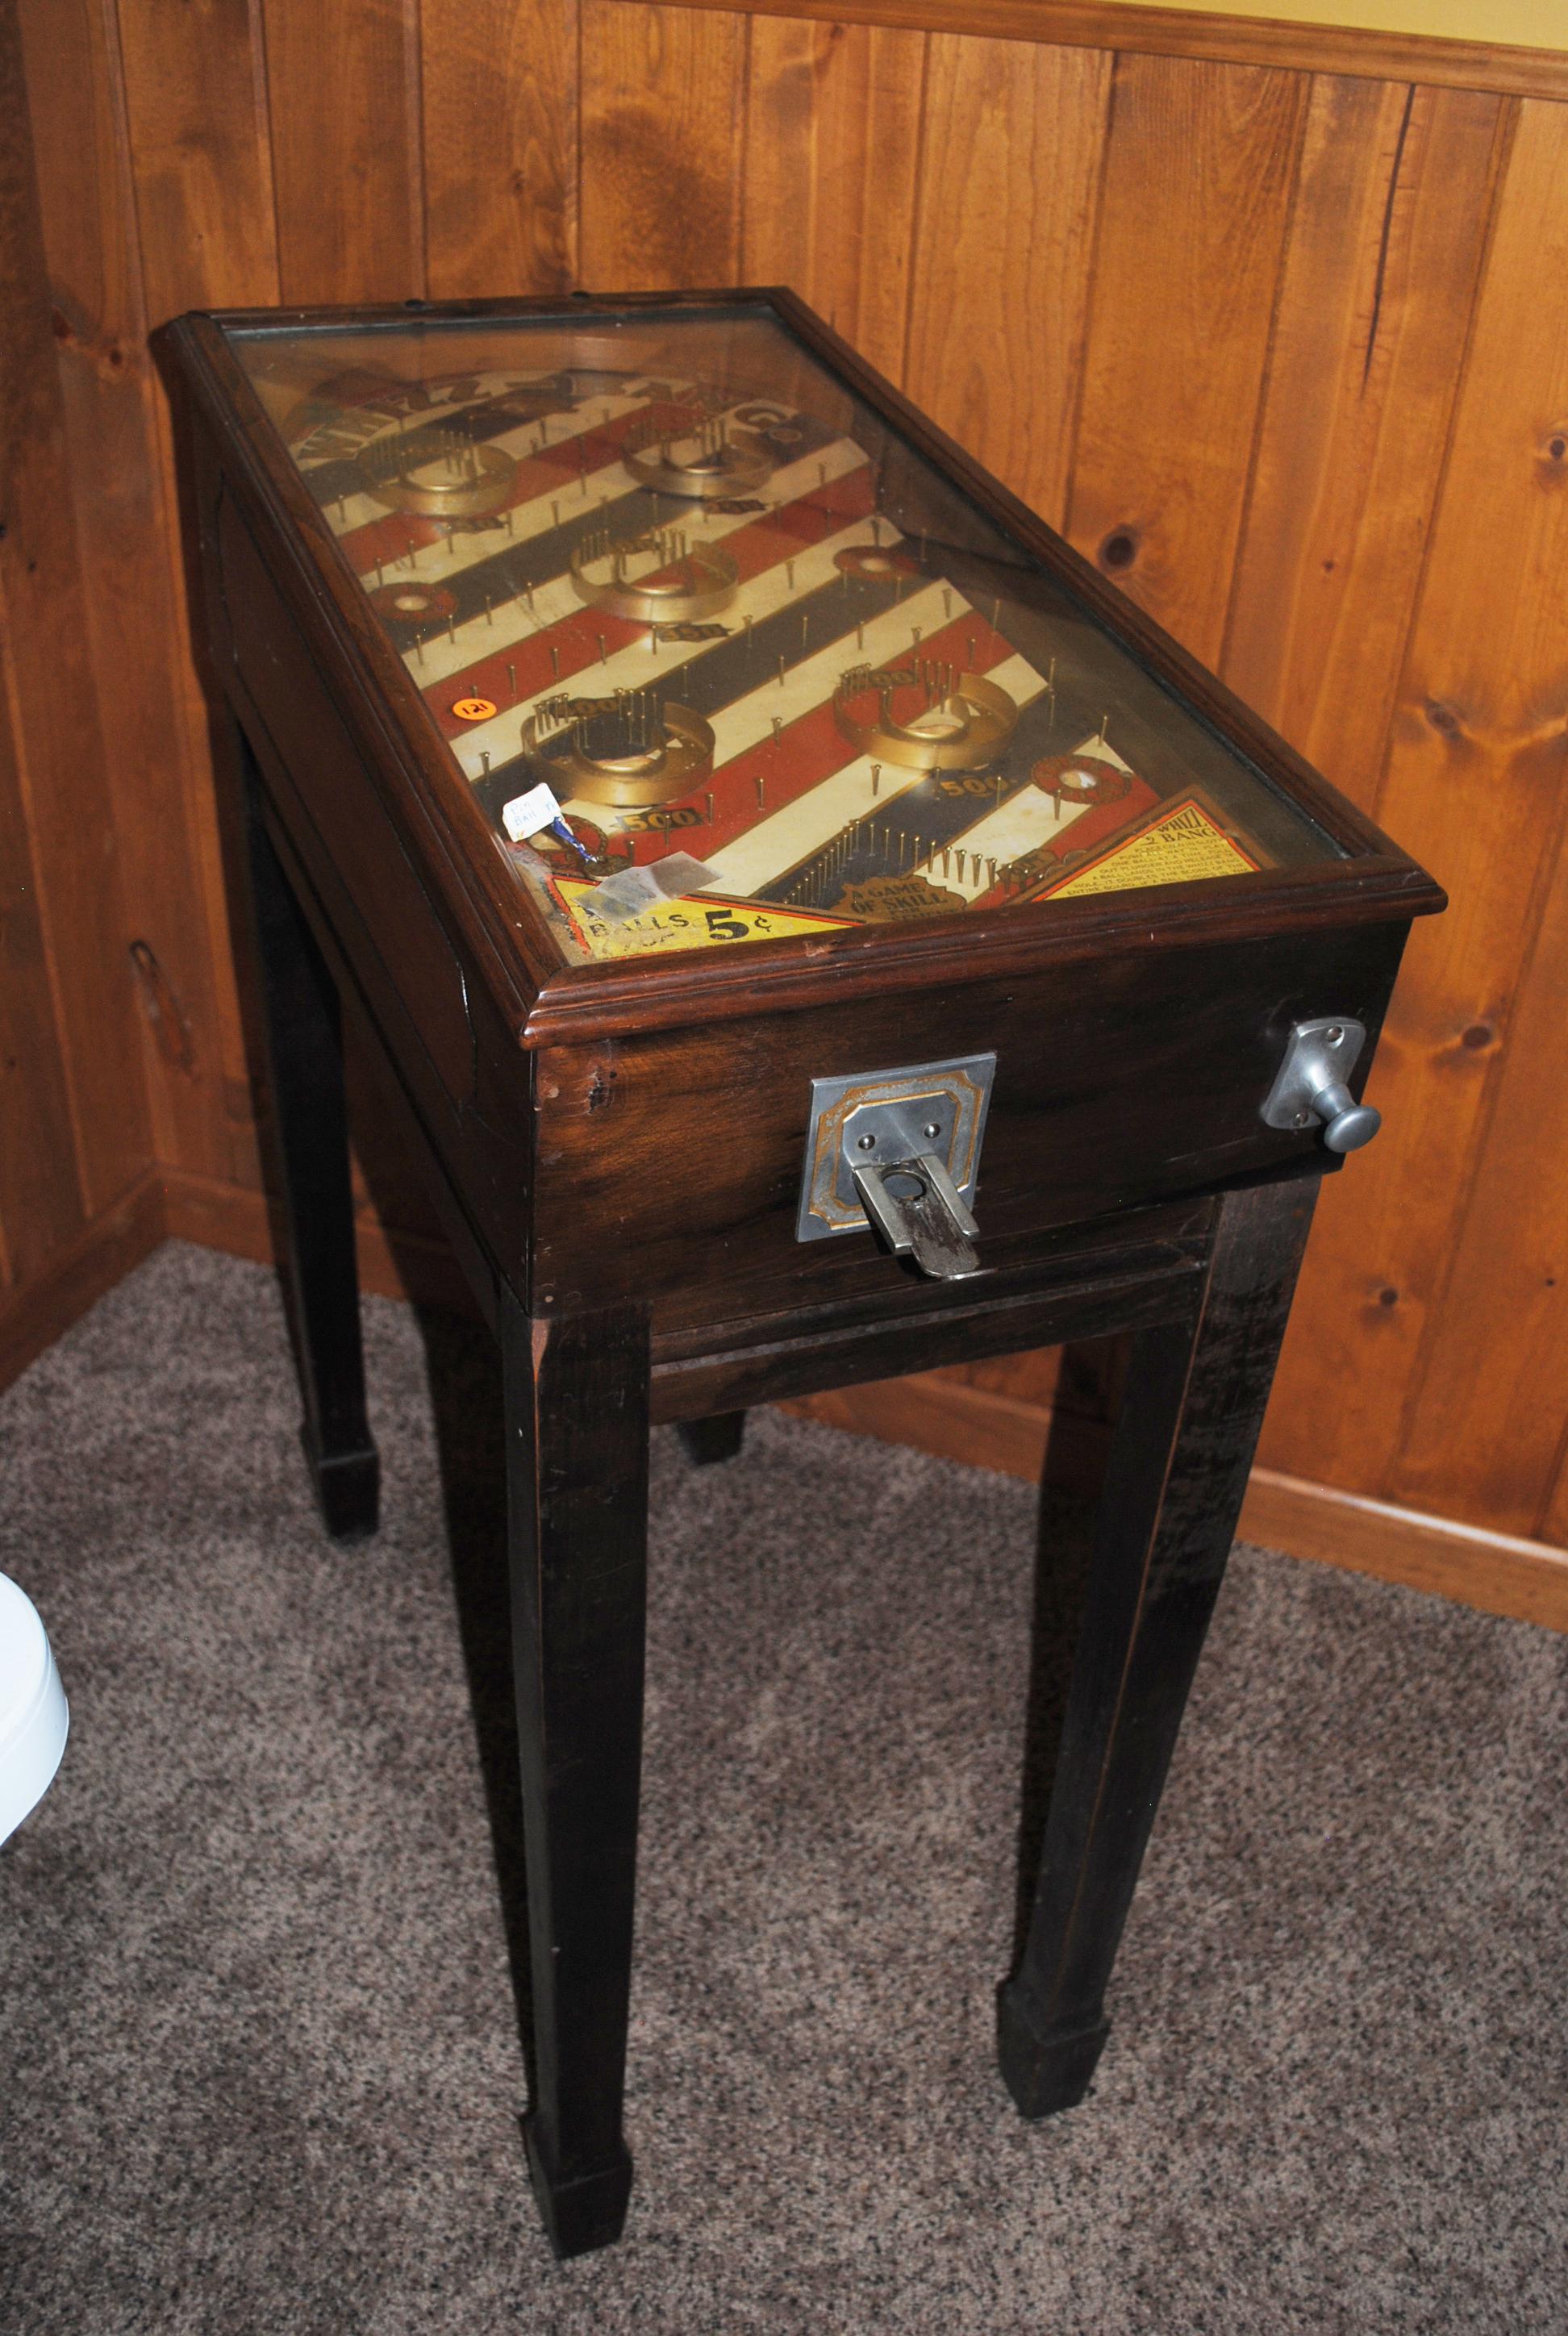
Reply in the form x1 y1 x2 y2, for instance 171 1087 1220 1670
796 1053 995 1279
854 1153 982 1279
1261 1018 1381 1153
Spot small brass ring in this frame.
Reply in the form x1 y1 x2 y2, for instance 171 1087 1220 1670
1031 753 1130 807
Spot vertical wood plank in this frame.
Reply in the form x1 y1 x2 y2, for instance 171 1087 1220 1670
1 0 148 1232
423 0 578 298
0 703 90 1285
1065 52 1305 666
0 656 90 1287
905 36 1111 527
1260 98 1568 1502
261 0 425 303
0 0 87 1283
116 0 280 319
57 0 282 1187
1387 829 1568 1535
742 17 926 386
1224 77 1501 806
1544 1422 1568 1552
579 0 746 290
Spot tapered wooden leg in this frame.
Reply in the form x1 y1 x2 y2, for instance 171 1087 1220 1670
999 1175 1320 2117
503 1289 651 2259
237 737 378 1542
678 1409 747 1466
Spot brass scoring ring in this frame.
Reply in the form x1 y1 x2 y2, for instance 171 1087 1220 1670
835 670 1019 774
569 530 739 624
623 415 773 503
524 699 715 809
359 428 518 519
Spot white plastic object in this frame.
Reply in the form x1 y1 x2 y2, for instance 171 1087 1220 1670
0 1573 69 1846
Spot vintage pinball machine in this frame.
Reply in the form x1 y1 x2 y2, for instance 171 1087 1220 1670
165 290 1444 2258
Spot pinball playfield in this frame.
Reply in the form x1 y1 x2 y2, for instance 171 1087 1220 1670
255 313 1314 966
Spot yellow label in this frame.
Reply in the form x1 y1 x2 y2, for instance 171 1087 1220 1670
557 878 852 959
1044 799 1258 899
451 695 497 722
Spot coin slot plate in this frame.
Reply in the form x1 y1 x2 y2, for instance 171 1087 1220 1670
796 1053 996 1244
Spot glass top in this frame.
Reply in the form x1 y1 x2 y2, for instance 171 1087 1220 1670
228 302 1341 967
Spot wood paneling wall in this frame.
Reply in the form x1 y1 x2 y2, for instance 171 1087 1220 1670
6 0 1568 1603
0 0 158 1380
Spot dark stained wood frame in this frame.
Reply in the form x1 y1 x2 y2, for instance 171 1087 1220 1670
165 287 1444 1054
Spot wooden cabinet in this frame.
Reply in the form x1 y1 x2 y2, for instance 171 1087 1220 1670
165 282 1441 2255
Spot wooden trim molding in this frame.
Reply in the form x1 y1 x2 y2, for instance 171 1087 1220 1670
615 0 1568 99
0 1167 473 1403
0 1170 165 1391
786 1378 1568 1632
1239 1468 1568 1633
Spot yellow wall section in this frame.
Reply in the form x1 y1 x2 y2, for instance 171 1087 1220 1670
1107 0 1568 50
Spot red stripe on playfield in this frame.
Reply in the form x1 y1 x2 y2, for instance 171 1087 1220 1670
424 467 878 742
623 615 1018 870
334 401 695 577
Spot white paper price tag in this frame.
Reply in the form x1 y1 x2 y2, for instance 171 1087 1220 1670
502 782 564 841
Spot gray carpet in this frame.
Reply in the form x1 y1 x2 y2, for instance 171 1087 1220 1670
1 1242 1563 2334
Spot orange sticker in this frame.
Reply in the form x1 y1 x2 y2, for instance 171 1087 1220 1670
452 695 497 722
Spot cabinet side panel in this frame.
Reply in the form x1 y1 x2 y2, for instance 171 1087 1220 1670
531 924 1406 1333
